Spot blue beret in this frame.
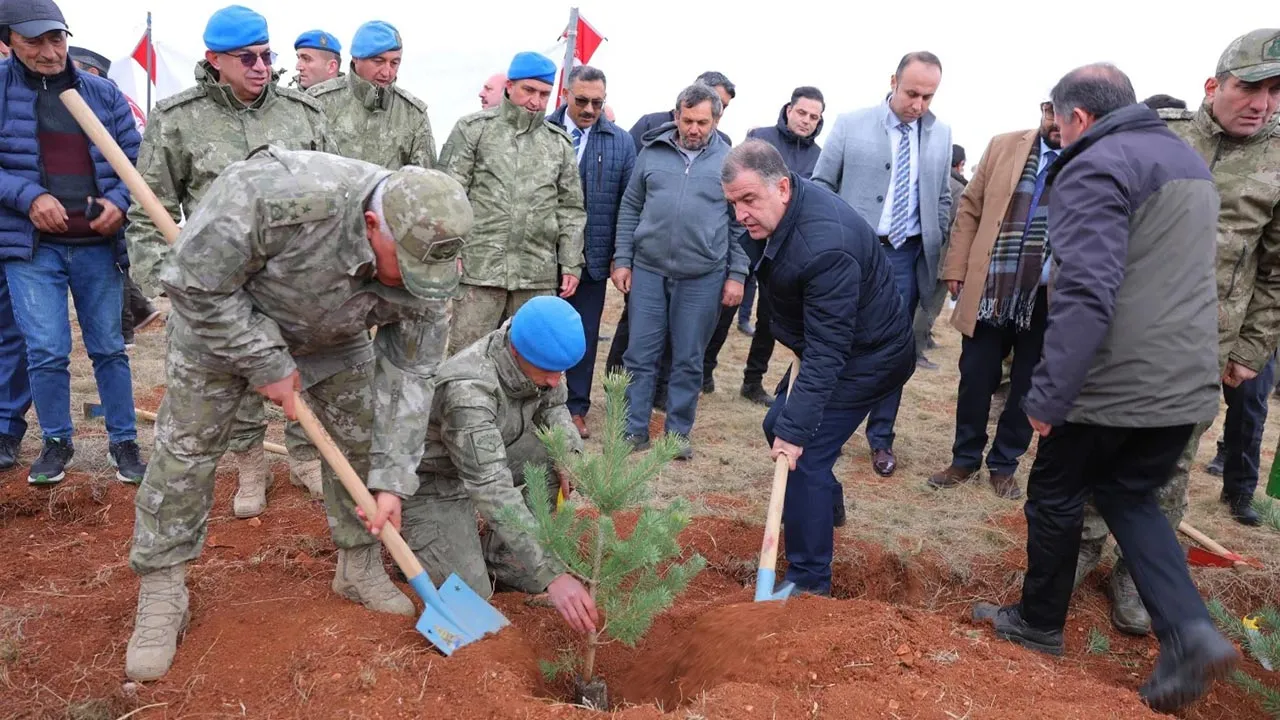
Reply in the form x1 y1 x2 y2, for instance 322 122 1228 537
508 51 556 86
351 21 401 59
510 297 585 373
203 5 269 53
295 30 341 54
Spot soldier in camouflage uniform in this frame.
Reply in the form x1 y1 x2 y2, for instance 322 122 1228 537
308 21 435 170
1077 28 1280 636
291 29 342 91
439 51 586 355
124 6 330 515
393 296 598 634
124 146 471 682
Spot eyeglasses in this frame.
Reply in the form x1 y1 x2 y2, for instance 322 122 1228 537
571 94 605 110
226 50 277 69
1040 102 1055 117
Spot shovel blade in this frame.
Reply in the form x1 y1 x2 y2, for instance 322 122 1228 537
1187 547 1235 568
82 402 105 419
407 572 510 656
753 568 795 602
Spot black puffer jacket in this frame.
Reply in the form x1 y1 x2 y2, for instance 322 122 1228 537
746 104 824 178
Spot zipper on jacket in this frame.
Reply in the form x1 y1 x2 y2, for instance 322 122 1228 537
596 153 603 190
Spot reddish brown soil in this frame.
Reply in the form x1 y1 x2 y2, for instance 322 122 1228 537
0 464 1273 718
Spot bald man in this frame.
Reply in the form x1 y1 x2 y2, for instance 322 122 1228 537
479 72 505 109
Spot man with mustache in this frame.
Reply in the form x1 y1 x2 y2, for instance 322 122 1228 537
929 102 1063 501
125 4 331 514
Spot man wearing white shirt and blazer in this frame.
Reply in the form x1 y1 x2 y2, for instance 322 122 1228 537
811 51 952 478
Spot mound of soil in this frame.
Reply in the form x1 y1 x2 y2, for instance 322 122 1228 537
0 466 1270 719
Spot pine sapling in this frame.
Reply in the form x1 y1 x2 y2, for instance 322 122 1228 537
505 371 706 709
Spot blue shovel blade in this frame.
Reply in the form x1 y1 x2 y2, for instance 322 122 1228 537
753 568 795 602
408 572 510 656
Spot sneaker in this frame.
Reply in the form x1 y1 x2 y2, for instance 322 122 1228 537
737 321 755 336
624 434 650 453
109 441 147 484
916 355 939 371
28 438 74 485
0 433 20 470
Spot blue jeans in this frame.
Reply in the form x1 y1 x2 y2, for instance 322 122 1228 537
1219 353 1277 498
623 266 723 438
764 387 871 594
0 272 31 438
866 238 922 450
3 243 136 443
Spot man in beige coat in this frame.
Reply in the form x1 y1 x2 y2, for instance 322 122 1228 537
928 101 1062 499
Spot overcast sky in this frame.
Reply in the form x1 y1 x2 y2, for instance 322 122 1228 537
56 0 1245 169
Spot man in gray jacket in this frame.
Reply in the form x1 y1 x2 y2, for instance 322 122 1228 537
972 64 1236 713
612 83 748 459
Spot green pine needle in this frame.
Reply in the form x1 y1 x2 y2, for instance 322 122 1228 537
1085 627 1110 655
1254 496 1280 533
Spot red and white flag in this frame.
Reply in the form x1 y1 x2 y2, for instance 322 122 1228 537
553 15 606 103
107 31 197 132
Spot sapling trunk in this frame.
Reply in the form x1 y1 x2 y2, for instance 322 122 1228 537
581 518 606 681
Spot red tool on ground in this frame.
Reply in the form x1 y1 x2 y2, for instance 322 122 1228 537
1179 521 1263 570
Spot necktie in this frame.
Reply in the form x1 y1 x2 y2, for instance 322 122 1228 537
888 123 912 247
571 127 583 159
1028 150 1058 219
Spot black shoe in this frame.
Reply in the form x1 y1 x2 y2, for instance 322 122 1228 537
971 603 1064 656
122 329 136 348
109 440 147 484
740 383 775 407
0 433 19 470
833 502 847 528
702 376 716 394
1224 493 1260 526
29 438 74 485
1205 450 1225 477
737 321 755 336
1139 621 1238 713
624 434 650 453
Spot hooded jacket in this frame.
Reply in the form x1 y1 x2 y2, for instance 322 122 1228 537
746 103 824 179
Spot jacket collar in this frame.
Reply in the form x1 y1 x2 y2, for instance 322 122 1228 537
1047 104 1166 187
489 323 542 398
16 56 76 91
195 60 275 111
499 94 546 133
1195 100 1279 146
880 97 936 132
762 173 805 264
772 103 823 147
346 65 394 111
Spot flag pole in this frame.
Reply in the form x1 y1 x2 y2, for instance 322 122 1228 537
558 6 578 108
144 11 153 113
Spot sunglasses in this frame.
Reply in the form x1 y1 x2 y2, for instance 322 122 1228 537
572 94 605 110
225 50 277 69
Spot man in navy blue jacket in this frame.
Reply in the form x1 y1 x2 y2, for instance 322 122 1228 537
0 0 145 484
722 139 914 596
547 65 636 438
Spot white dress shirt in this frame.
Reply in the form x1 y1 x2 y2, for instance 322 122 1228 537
876 106 921 244
562 114 590 165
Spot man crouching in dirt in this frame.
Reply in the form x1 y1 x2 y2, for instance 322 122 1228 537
124 146 471 682
364 296 599 635
721 140 915 596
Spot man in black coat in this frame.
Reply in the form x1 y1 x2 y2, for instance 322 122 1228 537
722 139 914 595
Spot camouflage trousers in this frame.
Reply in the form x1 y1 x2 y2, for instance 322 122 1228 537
129 344 378 574
228 390 318 462
399 436 559 598
1081 419 1210 560
447 285 551 356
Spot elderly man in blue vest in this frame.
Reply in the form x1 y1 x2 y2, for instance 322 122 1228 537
812 51 953 478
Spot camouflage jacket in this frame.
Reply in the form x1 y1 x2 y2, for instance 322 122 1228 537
158 146 449 498
125 62 330 297
1166 105 1280 372
412 322 583 590
439 97 586 290
308 70 437 170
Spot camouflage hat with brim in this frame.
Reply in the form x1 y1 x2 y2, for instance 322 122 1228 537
1217 28 1280 83
380 168 473 300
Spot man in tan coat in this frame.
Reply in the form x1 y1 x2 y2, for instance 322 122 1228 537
928 101 1061 499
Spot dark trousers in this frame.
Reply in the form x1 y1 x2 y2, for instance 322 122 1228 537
0 272 31 439
606 295 671 397
566 277 609 418
702 302 739 381
742 283 775 387
121 274 153 336
764 386 870 594
866 238 923 450
952 288 1047 475
1020 423 1209 638
1216 353 1276 498
738 274 757 325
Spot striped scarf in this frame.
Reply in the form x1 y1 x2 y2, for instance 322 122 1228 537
977 143 1050 330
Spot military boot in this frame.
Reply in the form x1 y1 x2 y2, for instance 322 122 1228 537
125 563 190 682
332 544 415 616
1073 538 1104 591
1108 560 1152 636
231 446 269 518
289 457 324 498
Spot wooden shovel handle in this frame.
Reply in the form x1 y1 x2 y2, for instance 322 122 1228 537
292 392 427 579
758 357 802 573
59 88 181 245
1178 521 1251 569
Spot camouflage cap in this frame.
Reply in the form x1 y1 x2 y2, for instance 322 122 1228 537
1217 28 1280 82
379 168 473 300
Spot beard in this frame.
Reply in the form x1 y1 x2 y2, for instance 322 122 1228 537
678 134 709 151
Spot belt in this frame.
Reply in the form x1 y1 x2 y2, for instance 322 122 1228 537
878 234 923 247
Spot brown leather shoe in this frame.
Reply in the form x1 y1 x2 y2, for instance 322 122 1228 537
572 415 590 439
872 449 896 477
989 472 1023 500
927 465 975 489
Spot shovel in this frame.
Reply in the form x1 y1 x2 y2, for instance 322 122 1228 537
754 357 800 602
293 394 509 654
81 402 289 455
60 88 509 654
1179 520 1263 571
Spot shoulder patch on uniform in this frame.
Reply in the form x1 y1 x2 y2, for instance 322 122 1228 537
1157 108 1194 122
277 86 324 113
393 85 428 112
457 108 497 127
545 122 574 145
260 196 339 228
467 427 506 466
307 79 344 98
153 85 207 112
